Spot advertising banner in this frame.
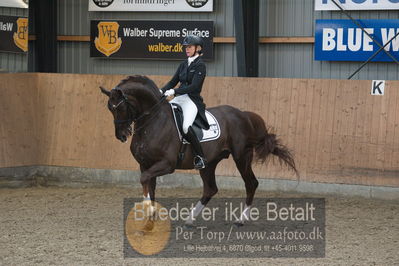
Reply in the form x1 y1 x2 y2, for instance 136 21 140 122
315 0 399 11
0 0 28 9
0 15 28 53
315 19 399 62
90 20 214 60
89 0 213 12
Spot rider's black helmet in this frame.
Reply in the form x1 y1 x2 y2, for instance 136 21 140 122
182 35 204 48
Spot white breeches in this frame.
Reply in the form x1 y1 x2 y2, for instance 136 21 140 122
170 94 198 134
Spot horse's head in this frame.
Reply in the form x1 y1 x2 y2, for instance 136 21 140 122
100 75 163 143
100 86 135 143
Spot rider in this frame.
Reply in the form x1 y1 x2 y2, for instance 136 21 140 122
161 35 209 169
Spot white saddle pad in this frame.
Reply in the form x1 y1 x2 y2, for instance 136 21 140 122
197 111 221 143
171 104 221 143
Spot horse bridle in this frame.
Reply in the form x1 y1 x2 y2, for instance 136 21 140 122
110 96 134 125
110 87 166 131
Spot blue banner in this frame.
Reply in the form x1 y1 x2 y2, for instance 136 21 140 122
315 19 399 62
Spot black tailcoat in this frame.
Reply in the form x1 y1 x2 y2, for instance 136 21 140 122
161 57 210 130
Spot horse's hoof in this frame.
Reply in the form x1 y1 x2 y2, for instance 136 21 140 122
183 223 195 230
234 222 244 227
133 230 145 237
142 220 155 231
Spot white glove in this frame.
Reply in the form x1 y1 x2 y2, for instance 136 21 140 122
164 89 175 97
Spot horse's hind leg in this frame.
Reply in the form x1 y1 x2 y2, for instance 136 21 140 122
200 161 220 204
185 161 219 225
234 150 259 225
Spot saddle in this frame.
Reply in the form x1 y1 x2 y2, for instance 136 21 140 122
170 103 220 143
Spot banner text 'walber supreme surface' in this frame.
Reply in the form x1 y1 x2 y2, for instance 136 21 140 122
90 20 214 60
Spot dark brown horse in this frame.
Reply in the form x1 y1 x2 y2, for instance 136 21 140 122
100 75 298 227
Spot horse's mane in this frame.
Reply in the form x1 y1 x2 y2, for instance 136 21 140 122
118 75 160 97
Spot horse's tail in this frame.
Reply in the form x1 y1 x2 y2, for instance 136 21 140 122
245 111 299 178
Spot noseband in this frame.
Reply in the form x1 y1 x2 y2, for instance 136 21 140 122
110 87 166 130
109 89 133 125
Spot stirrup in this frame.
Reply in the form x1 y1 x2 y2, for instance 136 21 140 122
194 156 206 170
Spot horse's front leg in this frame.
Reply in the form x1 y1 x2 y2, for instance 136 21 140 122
141 160 173 199
140 161 173 231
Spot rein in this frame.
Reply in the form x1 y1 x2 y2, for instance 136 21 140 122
112 88 166 133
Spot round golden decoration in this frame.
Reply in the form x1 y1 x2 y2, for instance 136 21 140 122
125 201 171 256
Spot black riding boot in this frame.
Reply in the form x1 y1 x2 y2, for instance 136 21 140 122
184 126 207 169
